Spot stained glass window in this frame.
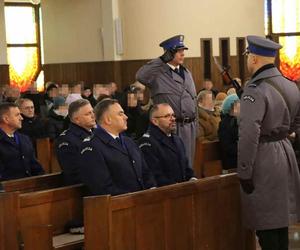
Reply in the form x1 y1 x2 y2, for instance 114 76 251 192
4 4 41 92
265 0 300 81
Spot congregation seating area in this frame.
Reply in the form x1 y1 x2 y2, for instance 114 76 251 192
0 140 250 250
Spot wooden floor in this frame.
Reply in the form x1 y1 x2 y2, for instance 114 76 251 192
256 224 300 250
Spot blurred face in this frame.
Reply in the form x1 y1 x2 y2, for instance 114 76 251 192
59 85 69 97
110 83 118 94
104 103 128 134
127 93 138 107
82 89 92 98
3 107 23 131
199 93 214 110
204 80 213 90
151 105 176 134
171 49 185 65
231 101 240 117
20 100 35 118
72 104 96 130
49 87 59 98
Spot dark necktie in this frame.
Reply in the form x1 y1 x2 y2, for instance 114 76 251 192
115 137 121 145
174 68 180 74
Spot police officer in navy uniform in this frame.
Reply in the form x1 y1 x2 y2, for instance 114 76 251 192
136 35 197 166
138 103 196 186
79 99 156 195
238 36 300 250
55 99 95 185
0 103 44 181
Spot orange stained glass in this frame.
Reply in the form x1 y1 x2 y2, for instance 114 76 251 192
279 36 300 81
7 47 39 92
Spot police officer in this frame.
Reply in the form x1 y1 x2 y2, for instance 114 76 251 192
55 99 95 185
0 102 44 181
136 35 197 166
138 103 196 187
79 99 156 195
238 35 300 250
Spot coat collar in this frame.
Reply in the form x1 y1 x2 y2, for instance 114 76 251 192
0 129 20 147
148 124 177 153
249 66 282 85
69 123 92 138
162 63 187 84
94 126 128 155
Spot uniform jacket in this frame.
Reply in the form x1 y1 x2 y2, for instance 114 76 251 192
79 127 156 195
55 123 92 185
237 65 300 230
47 109 69 139
0 130 44 181
136 58 197 165
198 107 220 142
138 124 195 186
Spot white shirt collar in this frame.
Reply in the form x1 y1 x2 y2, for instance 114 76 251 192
107 131 119 139
167 63 180 71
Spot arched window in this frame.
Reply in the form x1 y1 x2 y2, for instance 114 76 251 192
265 0 300 80
4 2 42 91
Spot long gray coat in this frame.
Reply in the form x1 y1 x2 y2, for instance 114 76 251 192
237 66 300 230
136 58 197 166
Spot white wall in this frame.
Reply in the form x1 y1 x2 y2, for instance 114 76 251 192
41 0 103 64
118 0 265 60
0 0 7 64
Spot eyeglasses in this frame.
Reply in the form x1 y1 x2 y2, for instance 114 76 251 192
154 113 176 119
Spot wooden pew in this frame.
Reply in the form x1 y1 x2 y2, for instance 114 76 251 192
0 184 85 250
84 173 256 250
193 139 223 178
36 137 61 173
1 172 63 193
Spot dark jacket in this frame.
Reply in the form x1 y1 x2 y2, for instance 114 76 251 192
0 130 44 181
138 124 195 186
218 114 238 170
79 126 156 195
47 109 69 139
55 123 93 185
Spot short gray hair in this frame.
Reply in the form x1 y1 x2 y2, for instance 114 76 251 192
68 99 90 120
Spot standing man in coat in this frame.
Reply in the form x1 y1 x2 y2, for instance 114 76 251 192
136 35 197 166
238 35 300 250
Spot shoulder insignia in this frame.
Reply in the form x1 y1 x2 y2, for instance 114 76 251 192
81 147 93 154
248 83 257 88
139 142 152 148
243 95 255 103
83 136 91 142
142 133 150 138
59 130 68 136
58 142 69 148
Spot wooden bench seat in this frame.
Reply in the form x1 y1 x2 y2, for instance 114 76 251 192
0 184 85 250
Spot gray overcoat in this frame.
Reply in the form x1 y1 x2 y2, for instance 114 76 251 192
136 58 197 166
238 66 300 230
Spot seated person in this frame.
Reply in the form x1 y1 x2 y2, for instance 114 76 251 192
197 90 220 141
3 86 20 103
47 96 69 139
16 98 48 147
218 94 240 171
0 103 44 181
138 103 196 186
79 99 156 195
200 79 219 98
65 82 83 105
55 99 95 185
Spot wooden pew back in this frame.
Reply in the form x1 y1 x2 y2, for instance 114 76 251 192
1 172 63 193
84 174 255 250
193 139 222 177
36 137 61 173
